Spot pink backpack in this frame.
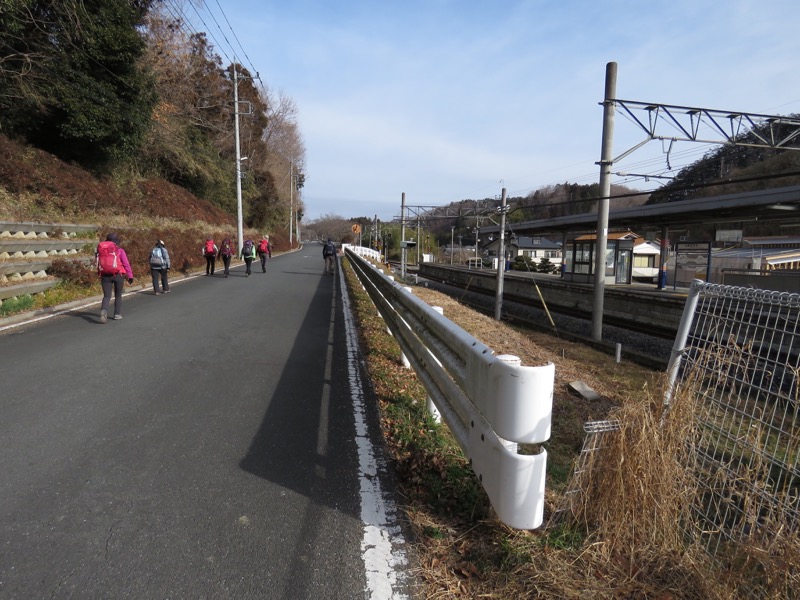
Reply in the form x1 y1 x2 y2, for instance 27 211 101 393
97 241 121 275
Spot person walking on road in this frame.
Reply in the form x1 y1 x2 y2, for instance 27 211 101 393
149 239 171 295
203 236 218 276
96 232 133 323
257 235 271 273
323 238 336 275
217 236 234 278
241 238 256 277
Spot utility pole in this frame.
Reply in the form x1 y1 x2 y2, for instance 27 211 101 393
494 188 507 320
233 68 244 254
416 215 421 265
592 61 617 342
400 193 406 279
289 159 294 247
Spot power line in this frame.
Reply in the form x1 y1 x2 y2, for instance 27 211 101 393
211 0 261 80
164 0 234 66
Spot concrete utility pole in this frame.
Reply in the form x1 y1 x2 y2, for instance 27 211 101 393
416 215 421 265
400 193 406 280
494 187 507 321
289 159 294 246
233 68 244 254
592 61 617 342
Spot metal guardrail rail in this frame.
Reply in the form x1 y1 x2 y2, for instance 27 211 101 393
345 246 554 529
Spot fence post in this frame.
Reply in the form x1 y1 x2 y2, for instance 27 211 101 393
663 279 704 409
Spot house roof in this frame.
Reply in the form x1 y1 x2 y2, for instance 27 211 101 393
574 231 640 242
713 247 800 262
512 235 561 249
743 236 800 247
482 235 561 250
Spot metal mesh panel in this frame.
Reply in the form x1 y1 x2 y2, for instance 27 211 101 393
674 284 800 553
548 420 620 526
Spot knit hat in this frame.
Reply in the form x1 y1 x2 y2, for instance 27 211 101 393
106 233 120 244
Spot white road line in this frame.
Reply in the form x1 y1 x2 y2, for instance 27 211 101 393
338 268 411 599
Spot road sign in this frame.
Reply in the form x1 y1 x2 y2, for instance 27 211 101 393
351 224 361 234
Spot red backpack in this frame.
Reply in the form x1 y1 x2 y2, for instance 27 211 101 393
258 239 269 253
220 238 232 257
97 241 121 275
204 239 215 256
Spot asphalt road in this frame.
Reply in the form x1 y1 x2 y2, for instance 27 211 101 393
0 248 411 599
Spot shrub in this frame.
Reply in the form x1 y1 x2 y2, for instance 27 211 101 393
48 258 96 286
0 294 34 315
510 255 537 271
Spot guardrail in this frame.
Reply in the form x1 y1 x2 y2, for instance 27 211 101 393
342 244 381 262
345 247 553 529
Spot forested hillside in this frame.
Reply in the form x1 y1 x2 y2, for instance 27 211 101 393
0 0 305 233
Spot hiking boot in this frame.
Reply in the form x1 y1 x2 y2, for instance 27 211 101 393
113 314 123 320
100 309 107 324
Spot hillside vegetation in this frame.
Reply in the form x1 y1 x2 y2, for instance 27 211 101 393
0 133 292 315
0 1 305 234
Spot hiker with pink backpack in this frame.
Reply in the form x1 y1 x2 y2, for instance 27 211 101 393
96 232 133 324
202 236 218 276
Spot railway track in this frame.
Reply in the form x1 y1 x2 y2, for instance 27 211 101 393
391 262 674 370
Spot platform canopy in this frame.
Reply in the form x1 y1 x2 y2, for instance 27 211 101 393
482 184 800 237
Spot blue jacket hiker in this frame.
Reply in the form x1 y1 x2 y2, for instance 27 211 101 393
149 240 171 295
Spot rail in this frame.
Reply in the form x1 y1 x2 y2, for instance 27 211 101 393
345 247 554 529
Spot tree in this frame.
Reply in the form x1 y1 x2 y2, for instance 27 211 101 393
0 0 158 168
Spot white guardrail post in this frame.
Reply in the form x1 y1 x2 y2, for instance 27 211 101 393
346 248 553 529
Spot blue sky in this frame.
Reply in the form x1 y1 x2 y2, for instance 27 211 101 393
187 0 800 222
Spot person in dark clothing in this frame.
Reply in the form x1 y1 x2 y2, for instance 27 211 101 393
256 235 271 273
149 239 171 295
96 232 133 323
323 238 336 275
217 236 234 278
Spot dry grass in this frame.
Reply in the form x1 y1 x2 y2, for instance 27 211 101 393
344 258 800 599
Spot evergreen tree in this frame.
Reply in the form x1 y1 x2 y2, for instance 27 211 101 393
0 0 157 168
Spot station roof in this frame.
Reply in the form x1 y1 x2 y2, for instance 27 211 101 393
483 184 800 237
